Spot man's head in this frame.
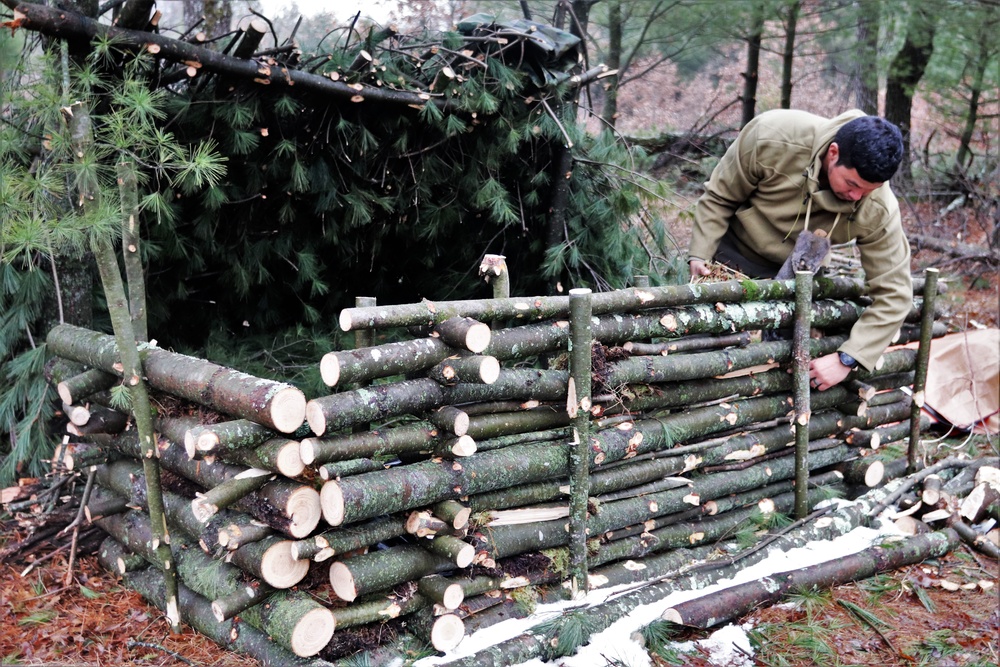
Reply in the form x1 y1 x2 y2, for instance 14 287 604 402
823 116 904 202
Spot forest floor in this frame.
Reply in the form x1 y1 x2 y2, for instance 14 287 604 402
0 198 997 667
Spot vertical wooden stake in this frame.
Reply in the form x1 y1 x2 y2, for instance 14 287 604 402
793 271 813 519
567 287 593 599
908 268 938 473
480 254 509 331
354 296 377 350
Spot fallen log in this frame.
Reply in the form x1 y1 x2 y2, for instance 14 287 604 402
47 324 306 433
660 528 959 628
56 367 118 405
622 331 752 356
300 421 442 466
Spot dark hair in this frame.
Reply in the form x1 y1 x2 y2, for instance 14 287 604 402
832 116 904 183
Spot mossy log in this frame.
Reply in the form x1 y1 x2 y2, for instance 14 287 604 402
94 460 306 588
469 445 850 561
622 331 752 356
320 337 457 388
56 367 118 405
113 561 334 667
292 514 409 562
300 421 441 466
427 354 501 386
220 438 305 478
306 369 569 436
97 511 333 656
329 544 458 601
47 324 306 433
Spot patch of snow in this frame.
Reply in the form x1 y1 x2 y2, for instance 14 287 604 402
414 504 906 667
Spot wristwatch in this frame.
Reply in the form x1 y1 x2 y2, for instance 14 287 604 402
838 352 859 370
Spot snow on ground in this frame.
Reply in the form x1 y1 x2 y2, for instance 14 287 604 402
414 499 909 667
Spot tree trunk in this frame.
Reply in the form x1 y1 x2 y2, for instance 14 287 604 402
329 544 459 601
47 324 306 433
118 159 147 342
662 529 958 628
69 101 179 631
600 0 622 129
851 0 880 114
741 3 765 127
885 6 936 185
952 22 991 182
779 1 800 109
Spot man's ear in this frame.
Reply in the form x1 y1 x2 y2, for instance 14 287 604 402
827 142 840 164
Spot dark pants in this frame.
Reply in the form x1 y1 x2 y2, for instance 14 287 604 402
714 229 782 279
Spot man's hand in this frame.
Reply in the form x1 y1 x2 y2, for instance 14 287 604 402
689 259 711 280
808 352 852 391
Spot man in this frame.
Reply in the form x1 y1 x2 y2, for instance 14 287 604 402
689 109 911 391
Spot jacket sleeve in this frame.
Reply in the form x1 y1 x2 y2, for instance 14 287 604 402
689 121 763 262
839 208 913 371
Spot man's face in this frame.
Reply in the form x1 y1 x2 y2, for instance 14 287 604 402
823 143 883 202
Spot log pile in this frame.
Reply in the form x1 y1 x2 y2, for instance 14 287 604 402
42 274 977 665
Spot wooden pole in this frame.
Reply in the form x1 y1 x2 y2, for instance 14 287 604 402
908 268 938 473
793 271 812 519
567 287 593 598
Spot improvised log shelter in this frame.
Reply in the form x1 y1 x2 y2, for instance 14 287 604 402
42 266 988 665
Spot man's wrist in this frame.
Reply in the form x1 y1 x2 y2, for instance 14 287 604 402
838 352 859 369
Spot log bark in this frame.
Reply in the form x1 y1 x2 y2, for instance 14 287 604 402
433 317 492 353
113 561 334 667
427 355 501 386
320 337 456 388
94 459 307 588
470 445 850 561
97 510 333 656
622 332 752 356
221 438 305 478
793 270 813 518
57 367 117 405
47 324 306 433
338 277 872 331
292 514 409 562
300 421 441 465
306 369 569 436
6 0 447 111
192 468 273 523
909 268 938 471
661 529 959 628
329 544 458 601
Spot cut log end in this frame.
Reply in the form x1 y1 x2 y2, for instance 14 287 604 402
191 496 218 524
451 435 477 458
56 382 74 406
479 356 501 384
430 614 465 652
864 460 885 488
453 543 475 569
329 561 357 601
465 323 491 354
285 487 323 538
290 607 336 657
270 388 307 434
305 401 328 437
299 438 317 465
276 441 305 478
339 310 355 332
320 480 345 526
441 583 464 610
319 352 341 387
261 540 310 589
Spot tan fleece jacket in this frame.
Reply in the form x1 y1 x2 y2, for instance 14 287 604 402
690 109 913 371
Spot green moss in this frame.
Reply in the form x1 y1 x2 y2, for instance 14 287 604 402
740 278 762 300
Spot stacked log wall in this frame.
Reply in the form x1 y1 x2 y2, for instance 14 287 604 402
45 275 948 661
